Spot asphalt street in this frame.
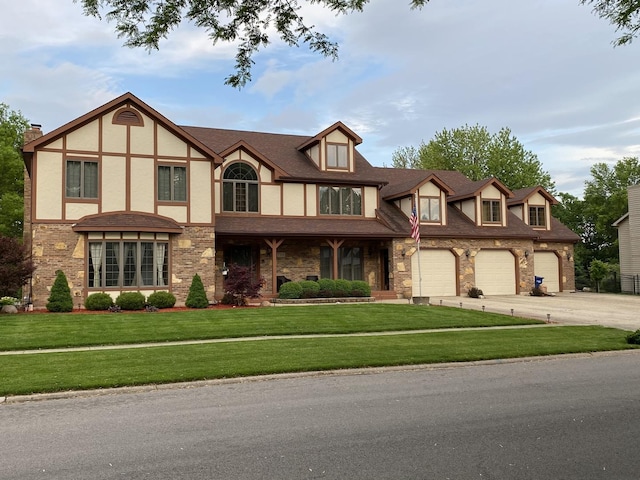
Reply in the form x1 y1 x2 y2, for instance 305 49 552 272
2 351 640 479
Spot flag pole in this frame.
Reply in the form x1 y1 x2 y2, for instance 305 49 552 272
415 192 422 300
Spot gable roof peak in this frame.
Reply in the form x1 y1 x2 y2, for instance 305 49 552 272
297 120 363 151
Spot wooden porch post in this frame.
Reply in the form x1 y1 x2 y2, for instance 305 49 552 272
325 239 344 280
265 238 284 294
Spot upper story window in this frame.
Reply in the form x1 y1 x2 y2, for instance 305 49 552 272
223 163 259 212
420 197 441 223
319 186 362 215
326 143 348 169
158 165 187 202
482 200 501 223
529 206 546 227
66 159 98 199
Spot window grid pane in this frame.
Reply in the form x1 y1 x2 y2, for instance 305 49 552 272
89 240 169 289
66 161 81 197
158 166 172 201
83 162 98 198
174 167 187 201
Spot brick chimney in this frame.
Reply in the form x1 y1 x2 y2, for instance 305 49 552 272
24 124 43 144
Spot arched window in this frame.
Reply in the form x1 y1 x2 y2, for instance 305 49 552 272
223 163 259 212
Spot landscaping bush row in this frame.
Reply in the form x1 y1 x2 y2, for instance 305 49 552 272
278 279 371 299
85 291 177 311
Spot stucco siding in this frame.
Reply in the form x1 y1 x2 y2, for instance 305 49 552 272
102 156 127 212
101 114 127 152
66 120 99 151
283 183 305 216
35 151 63 219
130 113 155 155
157 125 188 157
261 185 281 215
130 157 155 213
364 186 377 218
190 160 212 223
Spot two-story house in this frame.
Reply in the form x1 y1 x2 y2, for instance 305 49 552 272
22 93 579 308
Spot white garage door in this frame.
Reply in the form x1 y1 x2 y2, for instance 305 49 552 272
534 252 560 293
412 249 457 297
475 250 516 295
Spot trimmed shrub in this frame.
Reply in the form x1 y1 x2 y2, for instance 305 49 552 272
334 279 352 297
186 273 209 308
147 291 176 309
627 330 640 345
46 270 74 312
116 292 146 310
350 280 371 297
317 278 336 298
84 293 114 311
278 281 303 299
299 280 320 298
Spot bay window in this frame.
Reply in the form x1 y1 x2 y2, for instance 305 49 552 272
89 240 168 288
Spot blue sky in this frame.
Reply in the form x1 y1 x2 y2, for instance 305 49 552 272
2 0 640 197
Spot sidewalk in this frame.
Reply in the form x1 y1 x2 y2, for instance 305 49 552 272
0 323 555 356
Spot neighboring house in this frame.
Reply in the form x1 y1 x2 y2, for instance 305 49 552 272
21 93 579 308
614 184 640 294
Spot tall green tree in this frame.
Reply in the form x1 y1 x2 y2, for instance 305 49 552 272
581 0 640 46
0 103 29 238
582 157 640 262
392 124 555 192
77 0 429 87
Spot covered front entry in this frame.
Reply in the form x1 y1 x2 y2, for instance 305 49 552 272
411 249 457 297
534 251 561 293
475 250 516 295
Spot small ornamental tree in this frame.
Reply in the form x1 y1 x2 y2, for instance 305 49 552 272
46 270 74 312
222 263 265 306
589 259 609 293
186 273 209 308
0 235 35 298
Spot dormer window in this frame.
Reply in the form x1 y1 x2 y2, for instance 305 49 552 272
420 197 441 223
482 200 501 223
327 143 348 169
529 206 546 227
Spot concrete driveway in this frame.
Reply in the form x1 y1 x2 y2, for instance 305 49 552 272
426 292 640 331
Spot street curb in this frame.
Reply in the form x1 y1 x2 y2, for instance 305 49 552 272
3 349 639 405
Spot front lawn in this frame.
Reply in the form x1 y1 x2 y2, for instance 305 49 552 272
0 304 635 397
0 326 633 396
0 304 541 351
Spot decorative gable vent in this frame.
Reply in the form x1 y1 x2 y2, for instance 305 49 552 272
113 108 144 126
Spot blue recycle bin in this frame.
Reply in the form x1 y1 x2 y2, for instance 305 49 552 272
534 276 544 287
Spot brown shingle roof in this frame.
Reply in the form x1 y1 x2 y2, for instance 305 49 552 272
72 212 183 233
181 125 384 186
215 215 398 238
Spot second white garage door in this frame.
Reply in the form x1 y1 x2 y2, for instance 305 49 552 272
412 249 457 297
534 251 560 293
475 250 516 295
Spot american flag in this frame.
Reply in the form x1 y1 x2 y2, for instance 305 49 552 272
410 205 420 243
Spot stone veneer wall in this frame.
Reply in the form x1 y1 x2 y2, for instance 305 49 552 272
390 237 555 299
170 226 216 305
28 223 216 309
29 223 86 309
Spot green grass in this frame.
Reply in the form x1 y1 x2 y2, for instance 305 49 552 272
0 304 542 351
0 326 633 396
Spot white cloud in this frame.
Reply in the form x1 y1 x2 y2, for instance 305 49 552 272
2 0 640 201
